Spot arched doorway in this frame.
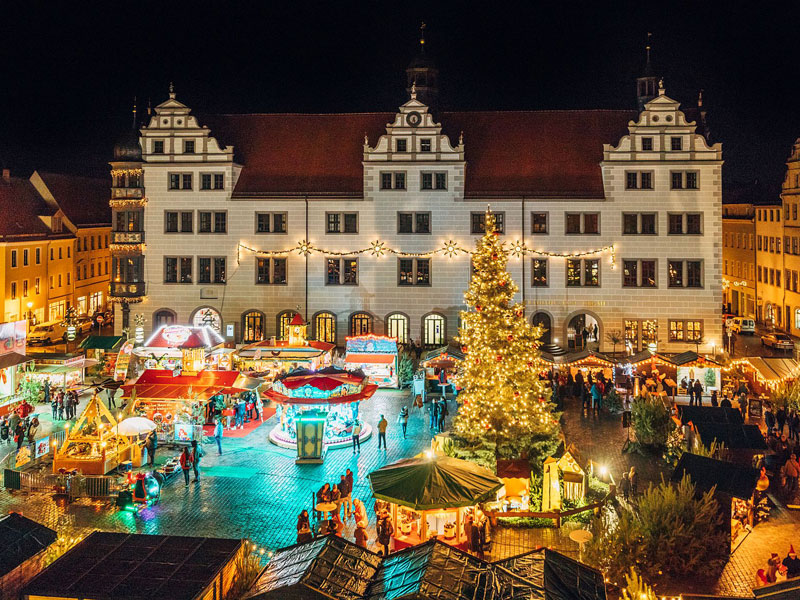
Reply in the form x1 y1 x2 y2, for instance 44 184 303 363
242 310 265 343
277 310 299 340
350 312 373 336
422 313 446 348
153 309 177 327
531 312 552 345
566 312 600 351
314 311 337 344
385 312 409 345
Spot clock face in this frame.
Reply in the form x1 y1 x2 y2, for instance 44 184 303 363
406 111 422 127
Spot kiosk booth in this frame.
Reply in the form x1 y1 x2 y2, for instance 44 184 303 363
345 334 399 388
134 325 225 372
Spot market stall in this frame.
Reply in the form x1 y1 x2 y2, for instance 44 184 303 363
551 349 616 383
53 394 137 475
134 324 225 372
234 315 334 382
78 335 125 378
121 369 262 442
542 447 586 511
345 334 399 388
26 354 91 390
618 349 677 397
264 366 376 450
725 357 800 395
368 452 503 551
416 344 463 400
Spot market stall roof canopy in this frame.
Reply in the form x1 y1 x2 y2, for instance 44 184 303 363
21 531 244 600
0 351 32 370
0 512 56 578
671 453 759 499
752 577 800 600
365 540 539 600
735 356 800 383
279 370 365 391
346 354 395 364
678 406 744 425
670 350 721 367
694 422 767 450
78 335 125 351
420 344 465 367
543 349 616 367
624 349 674 367
243 535 381 600
143 324 225 349
122 369 261 401
368 454 503 510
116 417 157 436
495 548 608 600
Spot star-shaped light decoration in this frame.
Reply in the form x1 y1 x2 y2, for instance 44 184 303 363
297 240 313 256
510 240 525 258
370 240 386 257
442 240 460 258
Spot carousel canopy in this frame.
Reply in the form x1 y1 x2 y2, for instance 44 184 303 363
116 417 157 436
671 453 759 499
368 454 503 510
678 406 744 425
265 367 377 405
122 369 261 401
243 535 381 600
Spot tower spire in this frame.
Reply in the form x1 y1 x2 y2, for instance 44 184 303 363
645 32 652 74
131 97 137 129
419 21 426 53
636 32 658 110
169 81 176 100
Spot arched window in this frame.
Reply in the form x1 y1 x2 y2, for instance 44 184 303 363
242 310 265 343
153 309 176 327
277 310 298 340
385 313 409 344
422 313 446 348
531 312 552 345
314 312 337 344
350 312 373 336
192 306 222 332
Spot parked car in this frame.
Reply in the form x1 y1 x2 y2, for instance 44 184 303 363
729 317 756 335
28 321 69 345
76 317 93 334
761 333 795 351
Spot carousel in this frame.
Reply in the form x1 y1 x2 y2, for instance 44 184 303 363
264 366 377 450
368 452 503 551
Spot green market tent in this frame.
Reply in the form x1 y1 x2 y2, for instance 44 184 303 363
78 335 125 351
368 454 503 510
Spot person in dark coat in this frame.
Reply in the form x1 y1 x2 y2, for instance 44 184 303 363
710 390 719 407
437 399 448 432
628 466 639 496
765 407 777 435
783 546 800 578
777 408 787 436
14 423 25 450
376 511 393 556
297 510 312 543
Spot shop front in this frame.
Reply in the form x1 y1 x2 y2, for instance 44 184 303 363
133 324 225 372
27 354 89 390
78 335 125 378
345 334 399 388
0 320 31 417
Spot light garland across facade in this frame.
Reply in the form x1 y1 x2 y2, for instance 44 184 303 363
237 240 616 265
110 197 148 209
721 278 748 289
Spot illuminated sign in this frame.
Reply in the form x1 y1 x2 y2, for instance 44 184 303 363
161 326 192 345
345 335 398 355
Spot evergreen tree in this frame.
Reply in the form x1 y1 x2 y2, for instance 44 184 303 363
453 211 560 457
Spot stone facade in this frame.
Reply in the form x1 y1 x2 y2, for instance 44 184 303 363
117 83 722 355
721 203 756 318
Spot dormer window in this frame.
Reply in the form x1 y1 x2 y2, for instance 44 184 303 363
184 140 195 154
420 139 432 152
396 139 407 152
153 140 164 154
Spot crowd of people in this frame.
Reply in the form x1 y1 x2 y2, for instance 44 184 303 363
549 369 612 414
756 546 800 586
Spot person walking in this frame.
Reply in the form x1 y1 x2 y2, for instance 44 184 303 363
107 387 117 410
190 440 204 482
437 398 448 432
777 407 788 437
784 453 800 498
345 468 354 515
145 430 157 466
398 406 409 439
354 522 368 548
14 422 26 451
179 447 193 485
43 379 50 406
693 380 704 407
51 392 58 420
352 420 362 454
429 399 438 431
27 417 39 443
0 418 9 445
213 418 223 455
629 466 639 497
57 392 64 421
377 415 388 450
590 382 602 413
330 484 342 518
790 411 800 442
619 472 631 501
255 395 263 422
339 474 351 518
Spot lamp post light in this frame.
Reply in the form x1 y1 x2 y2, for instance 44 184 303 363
26 301 34 326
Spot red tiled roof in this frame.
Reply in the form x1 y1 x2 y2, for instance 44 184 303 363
36 172 111 227
0 177 55 241
202 110 638 199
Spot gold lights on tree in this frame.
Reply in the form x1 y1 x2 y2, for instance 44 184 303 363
451 211 560 448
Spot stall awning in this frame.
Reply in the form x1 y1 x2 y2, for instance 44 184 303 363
0 352 32 370
78 335 124 351
346 354 395 364
735 356 800 384
670 351 720 367
624 349 675 367
122 369 261 401
553 349 616 367
421 344 465 366
671 453 759 499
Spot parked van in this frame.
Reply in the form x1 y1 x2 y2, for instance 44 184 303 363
28 321 68 345
729 317 756 335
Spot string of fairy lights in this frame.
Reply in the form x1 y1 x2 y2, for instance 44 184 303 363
236 240 617 266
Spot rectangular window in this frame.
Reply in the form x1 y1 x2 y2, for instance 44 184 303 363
214 174 224 190
10 282 16 300
182 174 192 190
165 257 177 283
326 212 358 234
566 259 599 287
396 139 407 152
641 172 653 189
214 257 226 284
153 140 164 154
668 213 702 234
623 213 638 235
201 174 212 190
565 213 581 234
398 258 431 286
198 257 211 283
35 277 40 294
670 320 703 342
181 211 193 232
256 258 286 284
668 260 702 288
757 236 762 251
394 172 406 190
380 173 392 190
671 172 683 190
669 320 684 342
199 212 212 233
169 174 180 190
184 140 195 154
22 280 28 297
625 171 653 189
256 212 287 234
35 248 40 264
565 212 600 234
435 172 447 190
531 212 548 234
165 211 179 233
668 260 683 287
326 258 358 285
641 260 656 287
10 250 16 268
343 259 358 284
420 138 431 152
686 213 701 234
641 213 656 234
671 137 682 151
623 260 637 287
22 249 28 266
213 211 226 233
532 259 548 287
421 173 432 190
471 212 505 234
624 260 657 287
397 212 431 234
641 137 653 151
625 172 638 190
686 171 698 189
180 257 192 283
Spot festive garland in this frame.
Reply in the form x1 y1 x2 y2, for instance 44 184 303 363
237 241 616 265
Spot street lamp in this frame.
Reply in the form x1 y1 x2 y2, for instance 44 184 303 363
61 306 78 347
26 301 34 326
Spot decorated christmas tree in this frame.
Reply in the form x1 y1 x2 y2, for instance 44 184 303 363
453 211 560 458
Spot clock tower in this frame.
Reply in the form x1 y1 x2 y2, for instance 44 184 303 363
406 22 439 113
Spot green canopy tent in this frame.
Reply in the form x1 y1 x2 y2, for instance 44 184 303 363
368 454 503 550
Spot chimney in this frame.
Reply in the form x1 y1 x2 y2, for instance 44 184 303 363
1 169 9 183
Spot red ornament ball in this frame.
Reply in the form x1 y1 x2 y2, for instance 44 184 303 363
499 280 506 287
496 355 503 362
527 361 533 367
476 305 482 312
492 253 498 260
514 391 520 397
507 334 513 341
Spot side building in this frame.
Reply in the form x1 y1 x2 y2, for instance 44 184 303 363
114 68 723 355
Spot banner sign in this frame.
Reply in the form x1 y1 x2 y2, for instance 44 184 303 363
34 436 50 458
345 335 398 355
114 341 134 381
0 320 27 356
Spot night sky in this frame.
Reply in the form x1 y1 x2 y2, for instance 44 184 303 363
0 1 796 195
